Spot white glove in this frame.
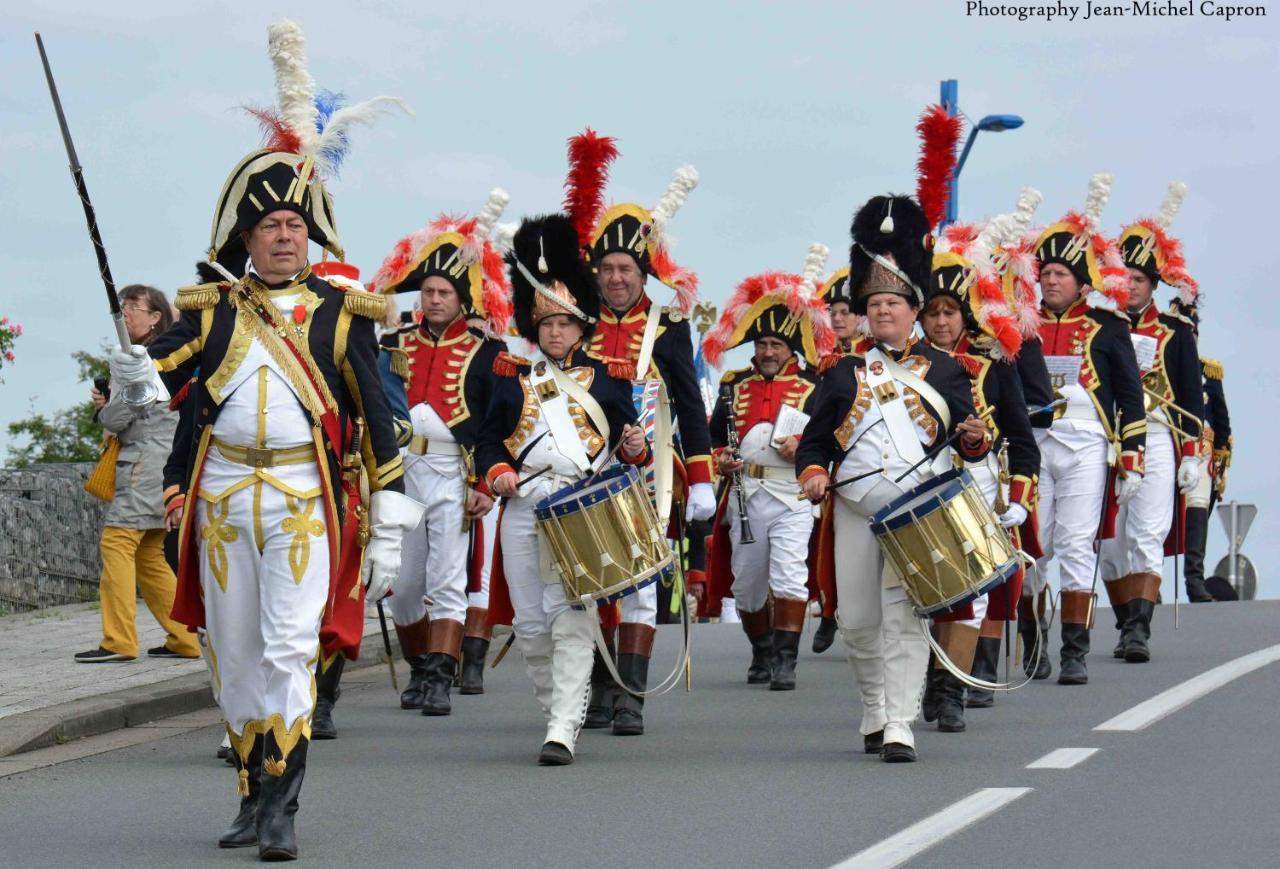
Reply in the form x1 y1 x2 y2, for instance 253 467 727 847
1176 458 1201 494
1115 473 1144 505
685 482 717 522
109 345 155 386
361 489 427 602
998 502 1028 529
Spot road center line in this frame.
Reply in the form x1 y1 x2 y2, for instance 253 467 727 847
1095 643 1280 732
829 787 1033 869
1026 747 1099 769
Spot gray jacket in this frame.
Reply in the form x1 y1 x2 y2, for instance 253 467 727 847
98 394 178 529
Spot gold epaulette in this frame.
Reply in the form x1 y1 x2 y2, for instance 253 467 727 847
174 282 224 311
602 357 636 380
1166 310 1195 327
383 346 410 381
493 351 529 377
1101 307 1131 322
1202 357 1224 381
817 352 843 375
340 287 388 320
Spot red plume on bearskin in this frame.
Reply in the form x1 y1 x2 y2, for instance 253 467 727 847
915 104 963 233
563 129 619 254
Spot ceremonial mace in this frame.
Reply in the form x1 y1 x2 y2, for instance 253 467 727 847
35 33 156 409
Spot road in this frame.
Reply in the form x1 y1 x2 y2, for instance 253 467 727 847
2 600 1277 868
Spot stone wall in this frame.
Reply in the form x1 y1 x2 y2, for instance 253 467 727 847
0 463 108 613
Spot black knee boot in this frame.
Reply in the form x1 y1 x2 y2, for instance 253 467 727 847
1183 507 1214 602
459 637 490 695
613 624 654 735
311 655 344 740
422 619 463 717
1058 590 1093 685
1104 577 1131 659
740 607 773 684
921 664 945 723
257 734 308 861
584 644 616 729
1122 573 1160 663
967 636 1000 708
219 731 263 848
769 598 806 691
1017 596 1051 680
399 654 430 710
935 670 967 732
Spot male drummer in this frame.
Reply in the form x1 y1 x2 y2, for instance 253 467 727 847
1104 185 1204 661
918 222 1040 731
1030 175 1146 686
367 192 511 714
477 213 647 766
797 195 990 763
701 246 832 690
562 130 714 735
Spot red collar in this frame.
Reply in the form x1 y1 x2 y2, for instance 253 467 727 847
418 315 470 345
1041 297 1091 321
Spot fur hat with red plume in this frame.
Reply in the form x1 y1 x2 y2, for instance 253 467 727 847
209 19 407 275
562 129 700 315
1116 182 1198 307
702 244 835 369
367 189 514 336
1032 173 1130 311
506 214 599 344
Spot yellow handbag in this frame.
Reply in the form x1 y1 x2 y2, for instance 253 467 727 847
84 435 120 501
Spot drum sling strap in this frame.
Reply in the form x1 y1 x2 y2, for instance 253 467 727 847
528 361 601 475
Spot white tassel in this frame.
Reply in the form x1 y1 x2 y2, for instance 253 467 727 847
473 188 510 243
1155 181 1187 230
880 198 895 234
650 165 699 238
537 237 548 274
800 243 830 296
267 20 319 154
1083 173 1113 234
493 222 518 254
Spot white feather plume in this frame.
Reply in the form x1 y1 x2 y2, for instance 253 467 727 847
1155 181 1187 230
1082 173 1113 234
977 216 1011 254
267 20 319 153
493 222 518 254
650 165 699 238
473 188 510 244
310 96 409 179
800 243 830 296
1011 187 1043 235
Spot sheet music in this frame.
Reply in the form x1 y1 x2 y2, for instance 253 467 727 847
773 404 811 442
1042 356 1084 390
1130 334 1158 372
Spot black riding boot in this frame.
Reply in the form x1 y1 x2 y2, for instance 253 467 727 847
812 617 838 654
459 637 490 695
935 671 967 732
1017 596 1051 680
421 653 457 717
613 624 654 735
257 735 308 861
1183 507 1214 602
1104 577 1131 659
219 732 263 848
311 655 344 740
921 663 945 723
741 607 773 684
769 598 806 691
399 654 430 710
966 636 1000 708
584 646 616 728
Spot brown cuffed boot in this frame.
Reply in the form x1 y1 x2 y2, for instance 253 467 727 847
612 623 655 736
769 597 808 691
394 616 432 710
460 607 492 695
739 606 773 684
1058 590 1095 685
1103 576 1132 659
422 618 464 717
1122 572 1160 663
932 623 979 732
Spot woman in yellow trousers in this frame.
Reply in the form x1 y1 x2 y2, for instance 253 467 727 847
76 285 199 663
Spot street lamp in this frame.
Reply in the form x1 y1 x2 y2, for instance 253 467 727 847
939 80 1024 227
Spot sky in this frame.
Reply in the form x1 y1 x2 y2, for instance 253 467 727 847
2 1 1276 596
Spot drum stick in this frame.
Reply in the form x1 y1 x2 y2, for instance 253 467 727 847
796 467 884 501
490 633 515 668
893 404 996 484
515 466 551 489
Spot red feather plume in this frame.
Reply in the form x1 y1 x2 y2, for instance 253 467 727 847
242 105 303 154
563 129 619 253
915 104 963 233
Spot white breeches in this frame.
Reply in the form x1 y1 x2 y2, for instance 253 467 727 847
387 456 469 626
1100 428 1175 578
729 488 813 612
1032 435 1110 594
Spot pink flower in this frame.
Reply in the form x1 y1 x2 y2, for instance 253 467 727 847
11 324 21 335
3 351 14 362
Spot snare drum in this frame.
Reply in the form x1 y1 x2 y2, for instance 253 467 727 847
869 468 1018 617
534 465 675 608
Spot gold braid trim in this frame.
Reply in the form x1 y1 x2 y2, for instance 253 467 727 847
175 282 223 311
226 721 259 796
262 713 310 777
235 285 338 425
343 289 388 320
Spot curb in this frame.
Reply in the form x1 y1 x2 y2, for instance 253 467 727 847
0 630 396 758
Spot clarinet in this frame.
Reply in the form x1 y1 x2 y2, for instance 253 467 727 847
721 384 755 545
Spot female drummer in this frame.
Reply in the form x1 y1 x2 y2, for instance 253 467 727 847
476 213 647 766
918 222 1041 734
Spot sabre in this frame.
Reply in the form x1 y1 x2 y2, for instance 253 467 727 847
375 600 399 692
490 633 516 668
35 33 156 408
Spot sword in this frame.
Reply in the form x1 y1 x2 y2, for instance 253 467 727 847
375 600 399 692
35 33 155 409
490 633 516 668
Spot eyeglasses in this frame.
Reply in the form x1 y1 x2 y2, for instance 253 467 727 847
121 303 155 315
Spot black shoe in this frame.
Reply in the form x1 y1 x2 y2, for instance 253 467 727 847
538 741 574 766
399 654 430 710
1185 578 1214 603
881 742 917 763
584 648 616 728
863 729 885 755
421 653 456 716
747 632 773 685
74 646 134 663
217 744 230 760
935 672 966 733
612 653 649 736
966 636 999 708
1058 623 1090 685
921 666 944 723
147 645 195 658
812 617 838 654
218 733 263 848
769 630 801 691
256 735 307 861
311 656 344 740
459 637 489 695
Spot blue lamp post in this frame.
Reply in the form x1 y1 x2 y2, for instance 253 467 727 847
939 80 1024 227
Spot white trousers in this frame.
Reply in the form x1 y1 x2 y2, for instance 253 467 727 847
833 479 929 749
387 456 469 626
196 467 329 738
1032 435 1110 594
1101 429 1175 578
729 488 813 611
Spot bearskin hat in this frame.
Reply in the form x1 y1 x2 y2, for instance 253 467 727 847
848 194 932 314
507 214 599 343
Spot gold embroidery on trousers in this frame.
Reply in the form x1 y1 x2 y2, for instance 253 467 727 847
281 495 325 585
202 499 239 593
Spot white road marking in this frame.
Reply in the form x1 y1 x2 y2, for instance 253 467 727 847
1095 643 1280 732
1026 747 1099 769
830 787 1033 869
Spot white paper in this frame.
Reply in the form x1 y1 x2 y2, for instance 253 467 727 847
1130 334 1158 373
1042 355 1084 390
773 403 811 442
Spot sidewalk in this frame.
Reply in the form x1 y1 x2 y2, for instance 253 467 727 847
0 601 392 757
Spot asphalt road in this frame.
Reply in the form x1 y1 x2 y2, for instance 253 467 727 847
2 601 1277 869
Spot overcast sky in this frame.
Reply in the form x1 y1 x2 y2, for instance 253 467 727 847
2 1 1276 596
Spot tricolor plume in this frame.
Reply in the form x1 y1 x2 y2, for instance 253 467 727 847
563 129 619 251
267 20 319 154
915 104 963 232
311 92 408 180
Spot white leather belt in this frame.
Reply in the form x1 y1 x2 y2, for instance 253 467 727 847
744 464 796 481
408 435 461 456
1060 403 1100 422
